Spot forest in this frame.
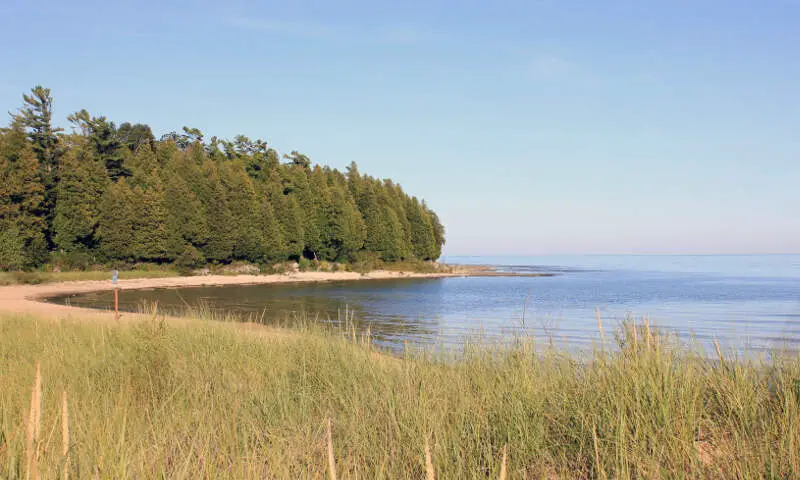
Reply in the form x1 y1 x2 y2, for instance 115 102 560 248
0 86 445 271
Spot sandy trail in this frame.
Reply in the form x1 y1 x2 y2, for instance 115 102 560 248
0 270 458 322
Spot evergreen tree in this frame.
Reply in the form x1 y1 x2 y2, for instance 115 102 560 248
406 197 437 260
426 204 445 260
97 179 135 261
11 86 62 172
130 181 169 261
163 173 208 259
0 86 445 269
257 189 286 262
276 194 305 260
285 165 322 259
327 184 366 261
68 110 128 180
221 162 264 262
11 86 63 247
361 182 406 262
307 166 334 259
53 145 107 254
197 160 234 262
0 125 48 267
0 225 25 270
117 122 154 152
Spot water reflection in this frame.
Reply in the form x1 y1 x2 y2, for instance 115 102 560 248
48 256 800 355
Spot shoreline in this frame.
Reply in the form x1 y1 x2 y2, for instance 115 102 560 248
0 266 556 322
0 270 462 321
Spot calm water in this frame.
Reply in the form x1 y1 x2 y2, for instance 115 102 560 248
49 255 800 353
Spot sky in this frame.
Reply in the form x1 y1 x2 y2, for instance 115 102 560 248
1 0 798 255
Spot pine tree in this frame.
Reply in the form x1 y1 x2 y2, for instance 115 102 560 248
53 145 108 254
11 86 63 247
130 181 169 261
163 173 208 259
0 125 48 267
221 162 264 262
276 194 305 260
197 160 234 262
258 191 285 262
121 144 170 261
12 86 62 173
68 110 128 180
117 122 154 152
425 204 445 260
327 184 366 261
97 179 135 261
360 182 406 262
382 180 412 259
286 165 322 259
308 166 334 260
1 86 446 268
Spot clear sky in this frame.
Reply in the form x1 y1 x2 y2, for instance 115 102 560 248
1 0 798 255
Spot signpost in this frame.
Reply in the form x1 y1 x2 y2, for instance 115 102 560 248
112 270 119 321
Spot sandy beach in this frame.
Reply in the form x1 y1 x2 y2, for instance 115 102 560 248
0 270 459 321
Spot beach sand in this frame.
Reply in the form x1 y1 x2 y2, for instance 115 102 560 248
0 270 459 322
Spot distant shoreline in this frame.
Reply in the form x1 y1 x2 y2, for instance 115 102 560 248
0 266 554 321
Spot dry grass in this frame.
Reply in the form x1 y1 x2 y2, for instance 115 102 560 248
0 312 798 478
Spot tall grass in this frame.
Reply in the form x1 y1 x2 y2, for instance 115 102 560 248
0 313 798 478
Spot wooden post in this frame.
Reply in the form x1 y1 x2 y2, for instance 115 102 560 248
112 270 119 321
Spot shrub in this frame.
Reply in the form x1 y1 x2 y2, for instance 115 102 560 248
0 226 25 271
298 257 313 272
351 251 381 274
174 245 205 275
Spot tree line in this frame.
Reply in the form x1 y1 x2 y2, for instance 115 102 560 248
0 86 445 270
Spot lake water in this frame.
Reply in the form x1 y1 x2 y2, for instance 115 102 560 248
49 255 800 354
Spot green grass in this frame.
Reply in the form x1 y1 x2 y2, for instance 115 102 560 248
0 314 798 479
0 269 180 285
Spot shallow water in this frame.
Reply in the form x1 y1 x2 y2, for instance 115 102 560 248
49 255 800 354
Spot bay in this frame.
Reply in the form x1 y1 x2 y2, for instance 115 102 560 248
49 255 800 354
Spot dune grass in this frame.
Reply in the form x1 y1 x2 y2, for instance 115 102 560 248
0 314 798 479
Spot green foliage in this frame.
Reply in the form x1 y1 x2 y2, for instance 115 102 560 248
11 86 63 248
53 146 107 253
0 126 48 267
257 192 285 262
174 244 205 275
350 251 381 274
1 86 445 271
97 179 135 261
406 197 437 260
117 122 155 152
11 85 62 171
0 224 25 270
68 109 129 180
197 161 235 262
298 257 313 272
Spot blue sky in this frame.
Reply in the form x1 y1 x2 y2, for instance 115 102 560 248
1 0 798 255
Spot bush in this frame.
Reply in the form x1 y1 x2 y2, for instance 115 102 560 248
350 251 381 274
0 226 25 271
262 263 287 275
62 251 94 271
298 257 313 272
174 245 205 275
